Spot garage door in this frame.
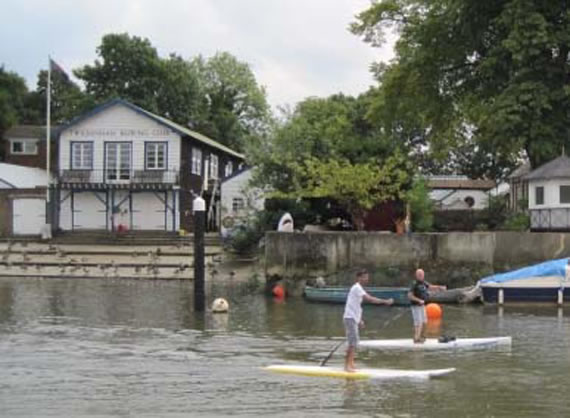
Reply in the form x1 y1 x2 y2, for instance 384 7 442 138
73 192 107 229
13 198 45 235
132 192 166 230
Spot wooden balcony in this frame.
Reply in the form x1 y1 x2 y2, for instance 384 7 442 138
57 169 179 190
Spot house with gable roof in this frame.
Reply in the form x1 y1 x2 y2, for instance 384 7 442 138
524 155 570 231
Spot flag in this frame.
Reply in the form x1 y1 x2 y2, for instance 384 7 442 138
49 58 71 83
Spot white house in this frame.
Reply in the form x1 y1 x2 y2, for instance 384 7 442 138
524 155 570 231
54 98 244 233
428 176 495 210
0 163 48 236
220 167 265 236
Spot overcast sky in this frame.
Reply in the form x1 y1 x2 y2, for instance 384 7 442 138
0 0 394 109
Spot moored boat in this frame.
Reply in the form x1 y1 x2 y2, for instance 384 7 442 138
303 286 410 305
479 258 570 304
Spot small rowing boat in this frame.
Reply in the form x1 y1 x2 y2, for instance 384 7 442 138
304 286 410 305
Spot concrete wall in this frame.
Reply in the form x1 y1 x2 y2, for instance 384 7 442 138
265 231 570 281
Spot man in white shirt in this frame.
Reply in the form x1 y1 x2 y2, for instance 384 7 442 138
343 269 394 372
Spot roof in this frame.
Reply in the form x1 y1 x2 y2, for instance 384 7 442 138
59 98 245 160
0 163 47 188
523 156 570 181
427 176 495 190
507 161 531 179
3 125 59 140
221 166 251 183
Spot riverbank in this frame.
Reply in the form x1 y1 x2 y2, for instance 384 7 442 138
265 231 570 294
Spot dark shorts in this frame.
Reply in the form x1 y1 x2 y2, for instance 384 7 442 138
344 318 359 348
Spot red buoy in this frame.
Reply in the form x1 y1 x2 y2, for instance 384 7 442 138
272 284 284 298
426 303 442 320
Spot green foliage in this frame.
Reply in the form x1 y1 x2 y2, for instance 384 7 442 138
250 93 414 229
0 66 29 137
191 52 271 151
406 177 434 232
33 69 94 125
502 212 530 231
74 34 270 151
352 0 570 176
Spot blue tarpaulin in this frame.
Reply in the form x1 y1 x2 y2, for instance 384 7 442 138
479 258 569 284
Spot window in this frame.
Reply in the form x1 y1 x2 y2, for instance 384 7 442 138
11 139 38 155
560 185 570 204
71 142 93 169
232 197 245 212
191 147 202 175
535 186 544 205
225 161 233 177
105 142 131 181
210 154 219 179
145 142 166 170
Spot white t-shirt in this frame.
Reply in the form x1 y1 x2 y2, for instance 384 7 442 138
343 282 367 322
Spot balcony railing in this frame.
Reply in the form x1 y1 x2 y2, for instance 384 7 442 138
58 169 179 187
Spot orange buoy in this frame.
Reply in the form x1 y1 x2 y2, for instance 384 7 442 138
426 303 442 320
272 284 285 298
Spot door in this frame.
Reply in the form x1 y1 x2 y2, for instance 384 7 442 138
105 142 132 182
131 192 166 230
73 192 107 229
13 198 45 235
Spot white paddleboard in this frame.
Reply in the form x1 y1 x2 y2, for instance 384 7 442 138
359 336 512 351
265 365 456 380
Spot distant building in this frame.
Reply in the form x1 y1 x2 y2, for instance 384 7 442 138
507 161 531 212
1 125 58 170
0 98 245 236
427 176 496 210
220 167 264 236
524 155 570 231
0 163 48 236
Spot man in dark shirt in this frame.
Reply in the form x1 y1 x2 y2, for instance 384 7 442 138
408 268 446 343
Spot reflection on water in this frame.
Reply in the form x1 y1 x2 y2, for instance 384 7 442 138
0 277 569 417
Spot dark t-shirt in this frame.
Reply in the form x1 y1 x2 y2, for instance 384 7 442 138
410 280 430 305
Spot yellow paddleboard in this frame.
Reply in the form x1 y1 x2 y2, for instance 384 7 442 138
265 365 456 380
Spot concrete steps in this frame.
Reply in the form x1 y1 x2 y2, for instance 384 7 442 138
0 241 223 280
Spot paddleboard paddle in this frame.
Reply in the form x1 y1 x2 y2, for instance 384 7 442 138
320 340 344 367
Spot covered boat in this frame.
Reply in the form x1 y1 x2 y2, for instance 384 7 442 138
303 286 410 305
478 258 570 303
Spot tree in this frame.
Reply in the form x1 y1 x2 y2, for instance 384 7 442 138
33 69 94 125
191 52 271 151
74 33 165 112
270 153 412 230
0 66 29 137
75 34 270 151
249 94 414 229
351 0 570 174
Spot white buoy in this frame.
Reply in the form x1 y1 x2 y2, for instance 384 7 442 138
212 298 229 313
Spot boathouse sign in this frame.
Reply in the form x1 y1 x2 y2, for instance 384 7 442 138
68 127 172 138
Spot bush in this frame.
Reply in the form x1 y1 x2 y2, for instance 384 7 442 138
501 213 530 231
407 177 434 232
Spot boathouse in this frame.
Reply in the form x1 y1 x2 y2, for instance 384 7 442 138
54 99 244 233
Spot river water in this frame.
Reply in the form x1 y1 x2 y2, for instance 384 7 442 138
0 276 569 417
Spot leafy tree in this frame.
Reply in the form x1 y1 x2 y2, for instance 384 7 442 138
351 0 570 174
191 52 271 151
74 33 165 112
406 177 434 232
32 69 94 125
75 34 270 151
0 66 29 137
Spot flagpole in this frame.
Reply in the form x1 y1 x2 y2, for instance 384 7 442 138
46 56 51 203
